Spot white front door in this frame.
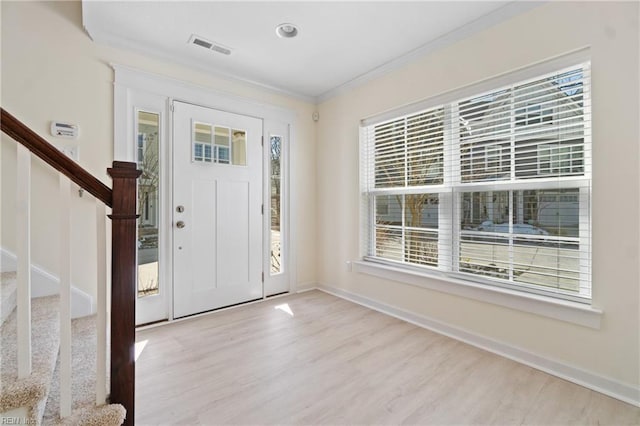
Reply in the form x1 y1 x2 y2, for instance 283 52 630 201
172 101 263 318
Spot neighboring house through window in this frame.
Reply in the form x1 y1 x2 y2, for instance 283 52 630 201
137 134 145 167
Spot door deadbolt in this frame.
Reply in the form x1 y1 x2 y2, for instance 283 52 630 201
176 221 186 229
176 205 185 213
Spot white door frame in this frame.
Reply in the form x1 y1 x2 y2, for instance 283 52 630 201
115 89 171 326
113 64 296 323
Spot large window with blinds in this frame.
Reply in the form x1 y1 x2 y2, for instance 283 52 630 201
360 61 591 302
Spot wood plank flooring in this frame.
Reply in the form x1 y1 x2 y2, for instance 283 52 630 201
135 290 640 425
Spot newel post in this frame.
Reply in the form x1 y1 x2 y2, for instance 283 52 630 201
107 161 141 426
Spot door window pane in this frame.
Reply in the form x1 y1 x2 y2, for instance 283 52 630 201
232 129 247 166
137 111 160 297
214 126 230 164
194 124 248 166
193 122 212 162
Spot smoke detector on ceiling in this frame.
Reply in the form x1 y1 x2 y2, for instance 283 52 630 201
188 34 232 56
275 23 299 39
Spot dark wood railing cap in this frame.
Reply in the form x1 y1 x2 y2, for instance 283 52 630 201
108 161 142 177
112 161 137 169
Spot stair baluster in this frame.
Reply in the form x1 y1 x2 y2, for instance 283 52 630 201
96 202 108 406
59 175 72 418
16 144 32 379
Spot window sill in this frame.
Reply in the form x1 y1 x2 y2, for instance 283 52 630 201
352 260 602 329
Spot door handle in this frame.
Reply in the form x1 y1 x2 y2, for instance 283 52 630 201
176 221 186 229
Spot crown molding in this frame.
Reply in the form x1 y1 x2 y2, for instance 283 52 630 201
315 1 544 104
85 28 316 104
84 1 544 105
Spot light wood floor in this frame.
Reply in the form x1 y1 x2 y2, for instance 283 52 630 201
135 290 640 425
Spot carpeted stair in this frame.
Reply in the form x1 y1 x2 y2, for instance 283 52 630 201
44 315 124 425
1 272 17 326
1 294 61 422
0 272 125 425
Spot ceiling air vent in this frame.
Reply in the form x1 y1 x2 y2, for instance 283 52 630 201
189 35 232 56
211 45 231 56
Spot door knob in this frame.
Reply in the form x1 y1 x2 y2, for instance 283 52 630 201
176 221 186 229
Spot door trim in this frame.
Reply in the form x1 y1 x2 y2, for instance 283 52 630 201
113 65 296 323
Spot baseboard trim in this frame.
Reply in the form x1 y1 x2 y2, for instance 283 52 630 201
1 248 95 318
296 283 318 294
317 283 640 407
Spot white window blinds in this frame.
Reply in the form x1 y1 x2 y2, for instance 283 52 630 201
361 61 591 302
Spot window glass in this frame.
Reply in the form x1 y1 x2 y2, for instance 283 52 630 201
403 194 439 266
406 109 444 186
137 111 160 298
232 129 247 166
193 124 247 166
373 107 444 188
459 189 581 292
214 126 230 164
460 89 511 183
193 122 212 162
270 135 282 274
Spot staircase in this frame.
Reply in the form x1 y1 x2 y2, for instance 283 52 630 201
0 109 140 425
1 276 125 425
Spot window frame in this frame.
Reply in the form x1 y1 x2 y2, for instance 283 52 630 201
537 143 584 176
485 144 503 171
360 52 592 305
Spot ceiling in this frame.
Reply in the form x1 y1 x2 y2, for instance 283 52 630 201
82 1 539 102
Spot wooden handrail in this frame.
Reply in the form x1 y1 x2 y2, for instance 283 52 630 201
1 108 113 207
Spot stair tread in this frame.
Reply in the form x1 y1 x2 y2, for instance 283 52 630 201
0 271 17 294
0 271 17 326
56 403 126 426
44 314 118 424
0 282 124 424
0 295 60 418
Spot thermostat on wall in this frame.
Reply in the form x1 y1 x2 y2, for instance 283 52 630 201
50 121 79 139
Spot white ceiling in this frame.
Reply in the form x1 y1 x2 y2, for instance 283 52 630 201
82 1 539 102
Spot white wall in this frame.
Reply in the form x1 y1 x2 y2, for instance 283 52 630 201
317 1 639 389
2 0 638 399
0 1 317 299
